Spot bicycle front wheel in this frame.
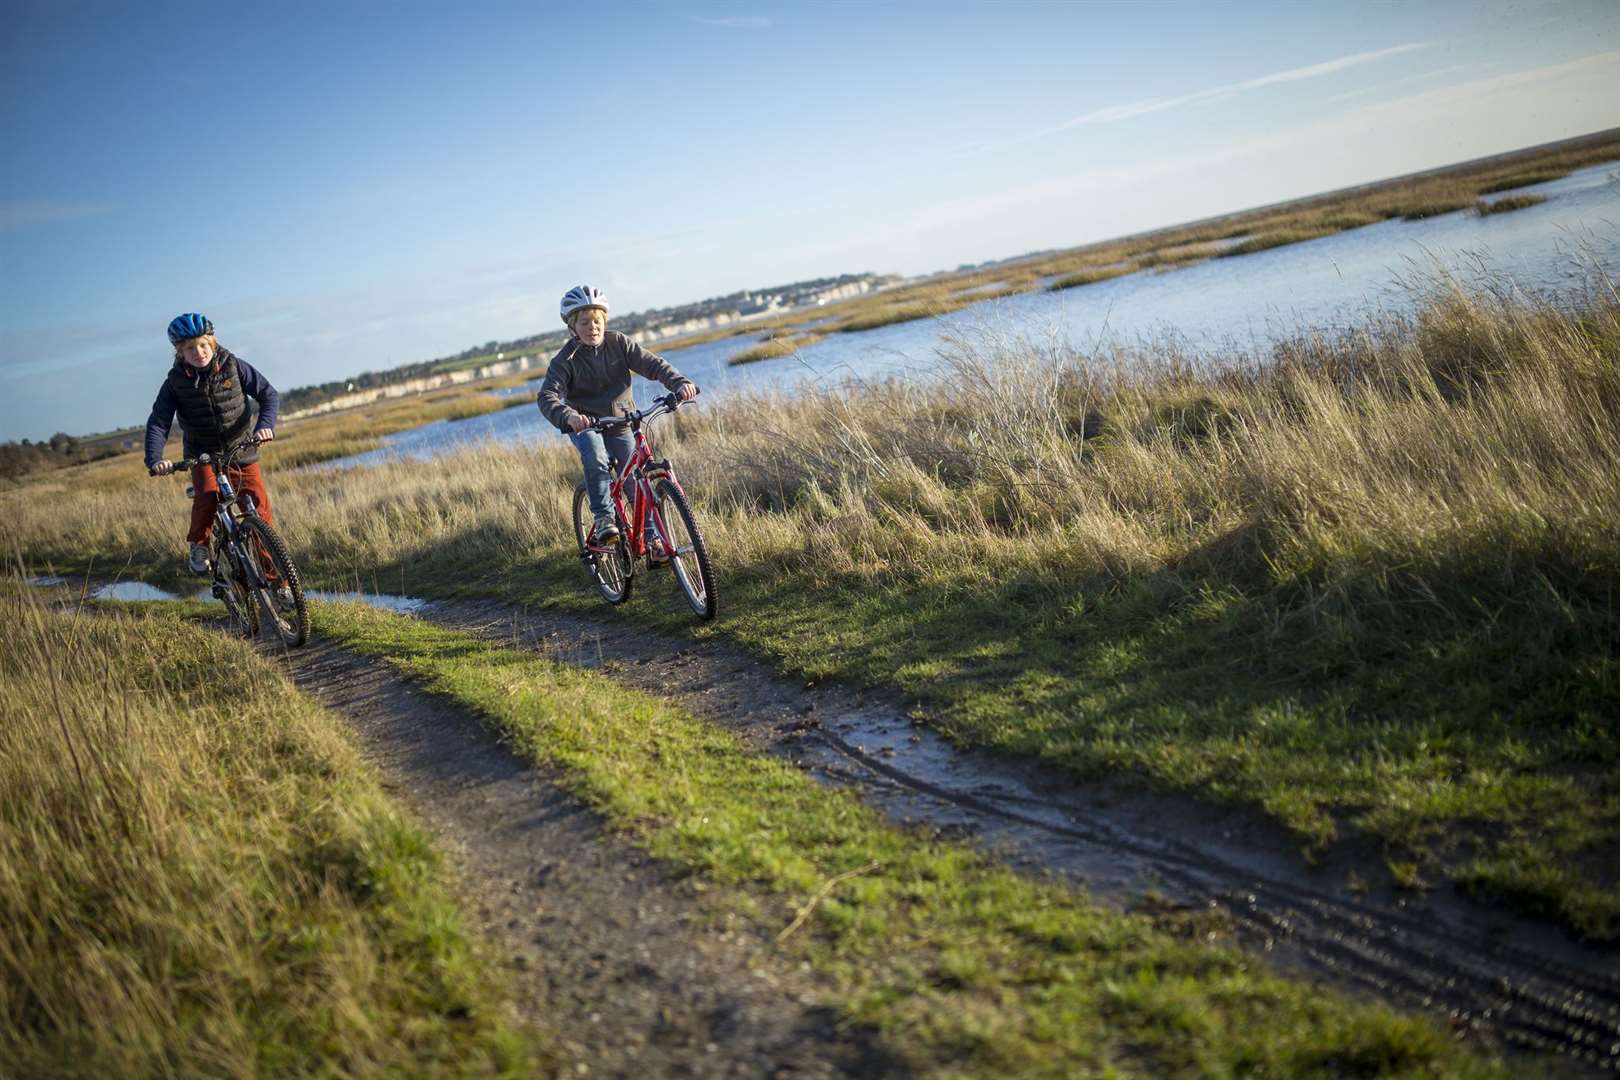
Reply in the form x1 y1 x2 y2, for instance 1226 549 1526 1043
213 533 258 639
240 514 310 647
651 478 715 620
572 483 633 604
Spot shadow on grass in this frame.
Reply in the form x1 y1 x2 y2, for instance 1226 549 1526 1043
311 516 1620 938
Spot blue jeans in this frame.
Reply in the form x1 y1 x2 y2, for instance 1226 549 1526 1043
570 428 635 521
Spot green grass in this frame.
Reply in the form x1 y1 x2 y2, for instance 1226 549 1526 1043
0 587 541 1075
314 600 1506 1078
471 499 1619 940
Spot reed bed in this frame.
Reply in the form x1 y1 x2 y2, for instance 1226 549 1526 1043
728 331 827 366
1475 194 1548 216
0 585 536 1074
1048 266 1133 291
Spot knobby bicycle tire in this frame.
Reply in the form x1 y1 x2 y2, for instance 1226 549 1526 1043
652 478 716 620
212 530 259 639
572 483 633 604
240 514 310 647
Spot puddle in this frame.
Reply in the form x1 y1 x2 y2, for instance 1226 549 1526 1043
30 576 428 612
306 590 430 613
91 581 186 602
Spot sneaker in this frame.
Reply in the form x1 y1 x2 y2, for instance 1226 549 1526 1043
590 516 620 544
646 520 670 566
188 543 211 576
274 585 295 608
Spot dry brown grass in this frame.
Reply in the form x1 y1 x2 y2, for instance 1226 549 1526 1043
12 263 1616 627
1475 194 1548 216
0 586 536 1073
729 332 828 366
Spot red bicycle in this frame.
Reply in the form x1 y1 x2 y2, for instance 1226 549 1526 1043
573 393 716 620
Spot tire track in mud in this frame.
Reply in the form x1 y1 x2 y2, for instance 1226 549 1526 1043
280 638 901 1079
426 597 1620 1074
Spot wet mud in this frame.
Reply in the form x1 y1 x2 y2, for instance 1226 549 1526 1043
427 597 1620 1074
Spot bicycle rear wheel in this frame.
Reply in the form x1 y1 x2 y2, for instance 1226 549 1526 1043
572 483 633 604
651 478 715 620
240 514 310 647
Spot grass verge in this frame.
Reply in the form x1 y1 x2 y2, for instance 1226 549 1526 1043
314 600 1506 1078
0 585 540 1075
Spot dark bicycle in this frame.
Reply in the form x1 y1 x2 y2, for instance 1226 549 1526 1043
574 393 716 620
153 436 310 646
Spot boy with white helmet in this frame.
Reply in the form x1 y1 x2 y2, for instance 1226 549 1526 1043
538 286 698 543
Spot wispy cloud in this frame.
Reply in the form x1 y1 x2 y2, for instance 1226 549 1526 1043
1333 49 1620 124
689 15 772 29
1052 42 1430 133
946 41 1432 159
0 199 113 232
1322 63 1478 105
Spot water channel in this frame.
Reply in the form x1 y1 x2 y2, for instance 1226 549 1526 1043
320 162 1620 469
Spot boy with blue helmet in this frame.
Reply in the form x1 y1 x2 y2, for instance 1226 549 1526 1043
145 313 283 578
538 287 698 543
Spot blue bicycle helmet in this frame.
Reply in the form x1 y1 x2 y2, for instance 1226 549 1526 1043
167 312 213 345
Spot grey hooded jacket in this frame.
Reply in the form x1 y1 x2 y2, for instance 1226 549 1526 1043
536 331 693 432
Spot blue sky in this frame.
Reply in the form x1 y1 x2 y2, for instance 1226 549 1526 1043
2 0 1618 440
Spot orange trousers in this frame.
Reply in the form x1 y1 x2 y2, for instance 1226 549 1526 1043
188 461 273 544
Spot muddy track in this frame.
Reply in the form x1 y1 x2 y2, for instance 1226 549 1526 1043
419 596 1620 1074
281 638 901 1078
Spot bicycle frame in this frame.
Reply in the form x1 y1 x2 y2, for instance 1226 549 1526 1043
585 404 681 565
183 446 273 595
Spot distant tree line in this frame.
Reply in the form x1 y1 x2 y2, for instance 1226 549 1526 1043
0 433 123 480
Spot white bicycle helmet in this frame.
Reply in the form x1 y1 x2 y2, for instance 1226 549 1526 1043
559 284 609 325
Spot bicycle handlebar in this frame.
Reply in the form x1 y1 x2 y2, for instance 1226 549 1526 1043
584 391 697 434
150 432 269 477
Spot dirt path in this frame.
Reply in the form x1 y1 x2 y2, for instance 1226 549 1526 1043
50 572 1620 1073
421 597 1620 1075
283 639 902 1079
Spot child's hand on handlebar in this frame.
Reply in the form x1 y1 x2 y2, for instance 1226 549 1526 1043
254 428 275 443
676 384 698 402
150 460 175 477
568 414 592 433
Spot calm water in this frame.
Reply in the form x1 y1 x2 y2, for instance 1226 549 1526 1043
321 162 1620 469
305 589 430 612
